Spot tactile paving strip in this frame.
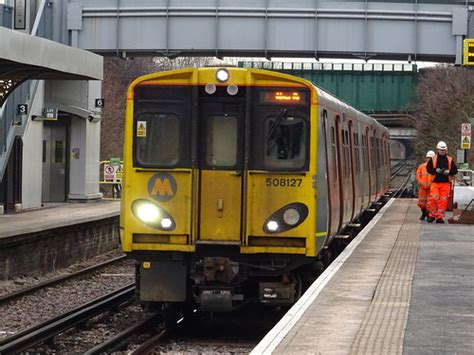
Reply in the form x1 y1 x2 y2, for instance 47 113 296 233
350 203 421 355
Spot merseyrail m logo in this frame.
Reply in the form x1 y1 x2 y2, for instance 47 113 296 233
147 173 177 202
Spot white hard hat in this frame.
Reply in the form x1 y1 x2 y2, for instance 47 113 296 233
436 141 447 150
426 150 435 158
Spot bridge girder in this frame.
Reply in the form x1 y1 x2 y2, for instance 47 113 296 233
65 1 469 64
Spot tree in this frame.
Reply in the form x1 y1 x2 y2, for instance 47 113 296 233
413 65 474 167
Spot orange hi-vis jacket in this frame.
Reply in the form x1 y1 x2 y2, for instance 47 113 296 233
416 162 433 189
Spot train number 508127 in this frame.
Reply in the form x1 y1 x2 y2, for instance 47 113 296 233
265 178 302 187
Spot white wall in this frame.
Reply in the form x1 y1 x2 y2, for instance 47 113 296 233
45 80 102 200
68 117 102 200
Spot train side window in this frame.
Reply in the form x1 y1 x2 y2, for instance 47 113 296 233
206 115 238 167
135 112 179 166
264 115 306 169
353 132 360 173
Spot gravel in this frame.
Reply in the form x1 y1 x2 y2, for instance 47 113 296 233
0 249 134 339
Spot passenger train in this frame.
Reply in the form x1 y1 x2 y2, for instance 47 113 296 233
120 67 391 312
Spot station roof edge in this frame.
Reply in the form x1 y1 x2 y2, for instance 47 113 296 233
0 27 103 81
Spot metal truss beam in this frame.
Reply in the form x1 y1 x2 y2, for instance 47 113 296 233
67 1 469 63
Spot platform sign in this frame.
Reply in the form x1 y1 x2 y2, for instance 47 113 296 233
137 121 147 137
461 136 471 150
43 108 58 121
17 104 28 116
461 123 471 149
463 39 474 66
103 162 123 182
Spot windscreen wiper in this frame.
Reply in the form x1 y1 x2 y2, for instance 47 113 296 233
266 108 288 140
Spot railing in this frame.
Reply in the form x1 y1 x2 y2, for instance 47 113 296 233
0 0 52 178
239 61 418 72
455 169 473 187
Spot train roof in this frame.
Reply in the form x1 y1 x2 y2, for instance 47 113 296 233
312 83 389 134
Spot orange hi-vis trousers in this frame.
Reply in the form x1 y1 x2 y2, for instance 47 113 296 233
428 182 451 219
417 188 430 210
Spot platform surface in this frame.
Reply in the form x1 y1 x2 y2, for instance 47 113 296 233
0 201 120 239
252 199 474 354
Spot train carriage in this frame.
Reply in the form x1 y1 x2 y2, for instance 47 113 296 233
120 67 390 312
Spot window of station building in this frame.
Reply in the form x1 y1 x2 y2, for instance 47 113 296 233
206 115 238 167
263 114 306 170
135 113 179 166
42 141 47 163
54 141 64 164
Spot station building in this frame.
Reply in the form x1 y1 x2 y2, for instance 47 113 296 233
0 1 103 212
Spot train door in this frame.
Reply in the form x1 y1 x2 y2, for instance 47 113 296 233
341 118 354 223
365 127 374 203
335 116 344 230
348 121 356 220
322 109 339 236
371 131 379 200
42 121 69 202
198 94 245 242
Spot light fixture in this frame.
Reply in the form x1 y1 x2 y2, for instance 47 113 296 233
282 208 301 226
135 201 160 223
161 218 173 229
205 83 216 94
227 84 238 96
216 68 230 82
266 220 279 232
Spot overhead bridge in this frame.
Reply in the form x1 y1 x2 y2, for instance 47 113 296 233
66 0 471 64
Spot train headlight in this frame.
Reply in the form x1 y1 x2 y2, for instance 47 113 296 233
263 202 309 234
160 218 173 229
131 199 176 231
266 220 279 232
216 68 229 82
282 208 300 226
135 201 160 223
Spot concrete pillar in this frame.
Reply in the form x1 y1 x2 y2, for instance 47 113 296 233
68 117 102 200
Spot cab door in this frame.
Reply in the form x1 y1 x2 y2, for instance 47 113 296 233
198 95 245 242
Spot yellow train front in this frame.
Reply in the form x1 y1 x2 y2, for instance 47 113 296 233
121 67 390 312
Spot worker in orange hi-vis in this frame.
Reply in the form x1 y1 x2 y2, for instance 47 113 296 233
416 150 435 220
426 141 458 223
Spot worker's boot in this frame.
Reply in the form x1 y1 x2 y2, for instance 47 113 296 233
419 209 428 220
436 218 445 224
427 216 435 223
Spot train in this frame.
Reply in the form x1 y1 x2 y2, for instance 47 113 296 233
120 67 391 313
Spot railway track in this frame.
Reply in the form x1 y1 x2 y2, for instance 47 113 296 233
84 312 163 354
0 255 127 306
0 284 135 355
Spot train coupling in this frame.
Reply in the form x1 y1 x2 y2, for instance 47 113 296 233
259 282 296 305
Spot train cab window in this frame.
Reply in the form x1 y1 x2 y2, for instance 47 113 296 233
135 113 179 166
206 115 238 167
264 115 306 169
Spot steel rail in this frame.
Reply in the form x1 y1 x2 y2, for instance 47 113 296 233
84 312 162 355
0 283 135 355
390 161 409 180
0 255 128 305
130 327 168 355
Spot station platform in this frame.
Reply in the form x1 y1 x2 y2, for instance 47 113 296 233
0 201 120 239
252 198 474 354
